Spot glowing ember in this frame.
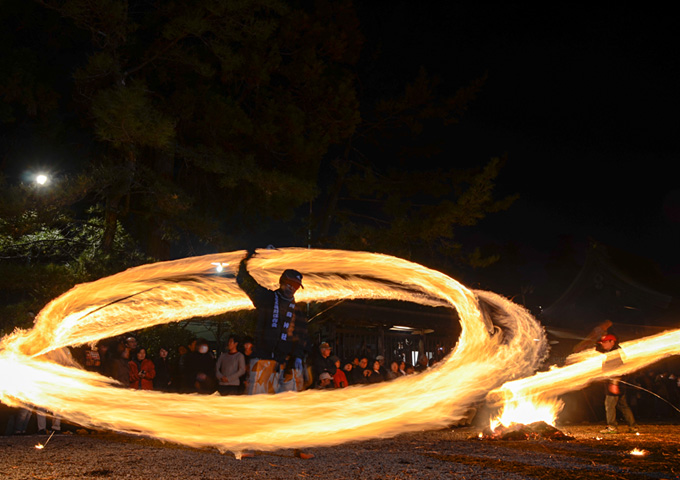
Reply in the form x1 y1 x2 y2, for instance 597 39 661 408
0 248 677 454
629 448 647 456
479 420 573 441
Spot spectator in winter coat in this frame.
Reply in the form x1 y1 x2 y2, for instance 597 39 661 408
112 348 131 388
331 356 348 388
191 339 217 394
216 336 246 396
386 361 402 380
129 348 156 390
153 346 174 392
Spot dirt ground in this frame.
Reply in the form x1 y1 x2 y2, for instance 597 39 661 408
1 424 679 479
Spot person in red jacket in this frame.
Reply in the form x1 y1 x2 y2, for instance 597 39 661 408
331 356 348 388
129 347 156 390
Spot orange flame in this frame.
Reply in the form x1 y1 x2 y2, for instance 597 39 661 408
0 248 676 452
488 327 680 427
490 395 563 431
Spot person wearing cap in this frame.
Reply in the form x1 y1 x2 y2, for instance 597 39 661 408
312 342 337 385
316 372 333 389
236 250 315 459
236 250 308 395
597 333 638 434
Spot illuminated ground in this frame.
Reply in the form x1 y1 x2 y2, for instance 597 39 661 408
1 425 678 479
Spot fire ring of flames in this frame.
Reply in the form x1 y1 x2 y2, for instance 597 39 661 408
1 248 679 453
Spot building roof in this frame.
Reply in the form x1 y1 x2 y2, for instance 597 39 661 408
540 239 677 337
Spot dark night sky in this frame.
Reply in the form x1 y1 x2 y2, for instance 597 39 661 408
358 4 680 304
4 3 678 307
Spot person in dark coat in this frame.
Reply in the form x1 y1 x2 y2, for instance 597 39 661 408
236 249 314 459
312 342 337 385
153 346 174 392
350 356 371 384
190 339 216 394
236 251 306 395
367 359 384 384
111 348 131 388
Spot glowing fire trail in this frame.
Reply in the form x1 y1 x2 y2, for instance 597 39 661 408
488 329 680 427
0 248 547 452
0 248 677 452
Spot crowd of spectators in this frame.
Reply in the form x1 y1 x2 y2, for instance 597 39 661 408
63 335 680 433
627 368 680 422
69 334 440 395
5 333 678 435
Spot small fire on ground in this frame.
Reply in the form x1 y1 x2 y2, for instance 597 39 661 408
478 421 573 441
478 397 573 441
